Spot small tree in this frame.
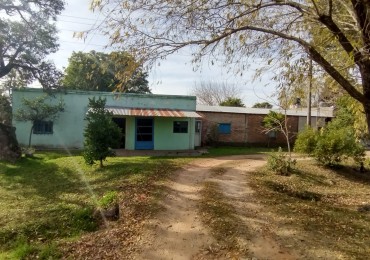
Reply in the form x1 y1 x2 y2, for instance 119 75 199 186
83 97 121 167
263 111 292 154
263 111 296 175
219 97 245 107
14 95 64 148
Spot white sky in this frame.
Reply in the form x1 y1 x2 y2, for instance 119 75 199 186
48 0 277 107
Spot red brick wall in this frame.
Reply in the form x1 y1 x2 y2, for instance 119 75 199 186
246 114 299 146
199 111 299 146
198 112 248 144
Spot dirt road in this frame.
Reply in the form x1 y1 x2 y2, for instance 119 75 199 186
134 155 298 259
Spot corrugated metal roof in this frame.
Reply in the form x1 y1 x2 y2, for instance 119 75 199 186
196 105 335 118
106 107 201 118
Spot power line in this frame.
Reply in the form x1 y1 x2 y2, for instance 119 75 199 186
58 28 107 37
60 40 107 47
59 14 104 22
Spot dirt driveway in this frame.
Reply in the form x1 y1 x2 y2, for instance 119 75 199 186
134 155 299 259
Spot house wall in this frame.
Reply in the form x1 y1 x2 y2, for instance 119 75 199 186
298 116 327 132
153 117 195 150
12 89 197 150
247 114 299 145
199 111 300 146
198 112 248 144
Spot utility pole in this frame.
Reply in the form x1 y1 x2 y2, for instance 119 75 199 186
307 57 312 126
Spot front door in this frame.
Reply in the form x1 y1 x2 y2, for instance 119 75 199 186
135 118 154 150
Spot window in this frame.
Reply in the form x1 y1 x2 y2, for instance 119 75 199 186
33 121 53 134
218 123 231 134
173 121 188 133
267 130 277 139
195 121 201 133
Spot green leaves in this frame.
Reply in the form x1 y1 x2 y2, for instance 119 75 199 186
294 123 365 167
14 95 64 123
0 0 64 90
219 97 245 107
83 97 121 167
262 111 285 131
62 51 151 94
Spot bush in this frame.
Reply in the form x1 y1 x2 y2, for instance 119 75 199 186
294 126 317 155
267 147 296 176
294 125 365 167
97 191 118 209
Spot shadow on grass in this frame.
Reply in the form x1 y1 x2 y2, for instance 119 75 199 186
0 155 185 255
90 159 180 185
330 165 370 185
0 204 97 249
293 168 332 186
0 156 84 201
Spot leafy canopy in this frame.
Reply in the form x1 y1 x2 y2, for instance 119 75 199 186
252 102 273 109
219 97 245 107
0 0 64 91
83 97 121 167
92 0 370 134
63 51 151 93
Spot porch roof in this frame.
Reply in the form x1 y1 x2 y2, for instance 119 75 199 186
106 106 201 118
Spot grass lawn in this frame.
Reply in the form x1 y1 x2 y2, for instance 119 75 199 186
205 146 272 156
0 152 190 259
249 160 370 259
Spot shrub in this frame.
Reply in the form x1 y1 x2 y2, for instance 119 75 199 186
294 126 317 155
98 191 118 209
294 125 365 167
267 147 296 176
315 127 363 166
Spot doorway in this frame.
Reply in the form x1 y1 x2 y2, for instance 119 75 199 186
112 117 126 149
135 118 154 150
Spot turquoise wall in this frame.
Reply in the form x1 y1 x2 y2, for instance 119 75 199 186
12 89 197 150
125 117 135 150
153 117 195 150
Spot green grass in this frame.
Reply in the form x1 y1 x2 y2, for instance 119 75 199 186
205 146 271 156
0 152 190 259
249 160 370 259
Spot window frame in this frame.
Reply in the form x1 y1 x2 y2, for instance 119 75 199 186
33 120 53 134
173 121 188 133
218 123 231 134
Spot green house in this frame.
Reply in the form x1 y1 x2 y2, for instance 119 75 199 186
12 89 201 150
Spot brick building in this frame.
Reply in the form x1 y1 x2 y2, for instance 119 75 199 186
196 105 334 146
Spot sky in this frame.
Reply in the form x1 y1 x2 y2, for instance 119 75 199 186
48 0 277 107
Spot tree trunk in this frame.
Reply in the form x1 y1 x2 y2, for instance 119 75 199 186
363 103 370 141
28 124 34 148
358 62 370 138
0 123 22 162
